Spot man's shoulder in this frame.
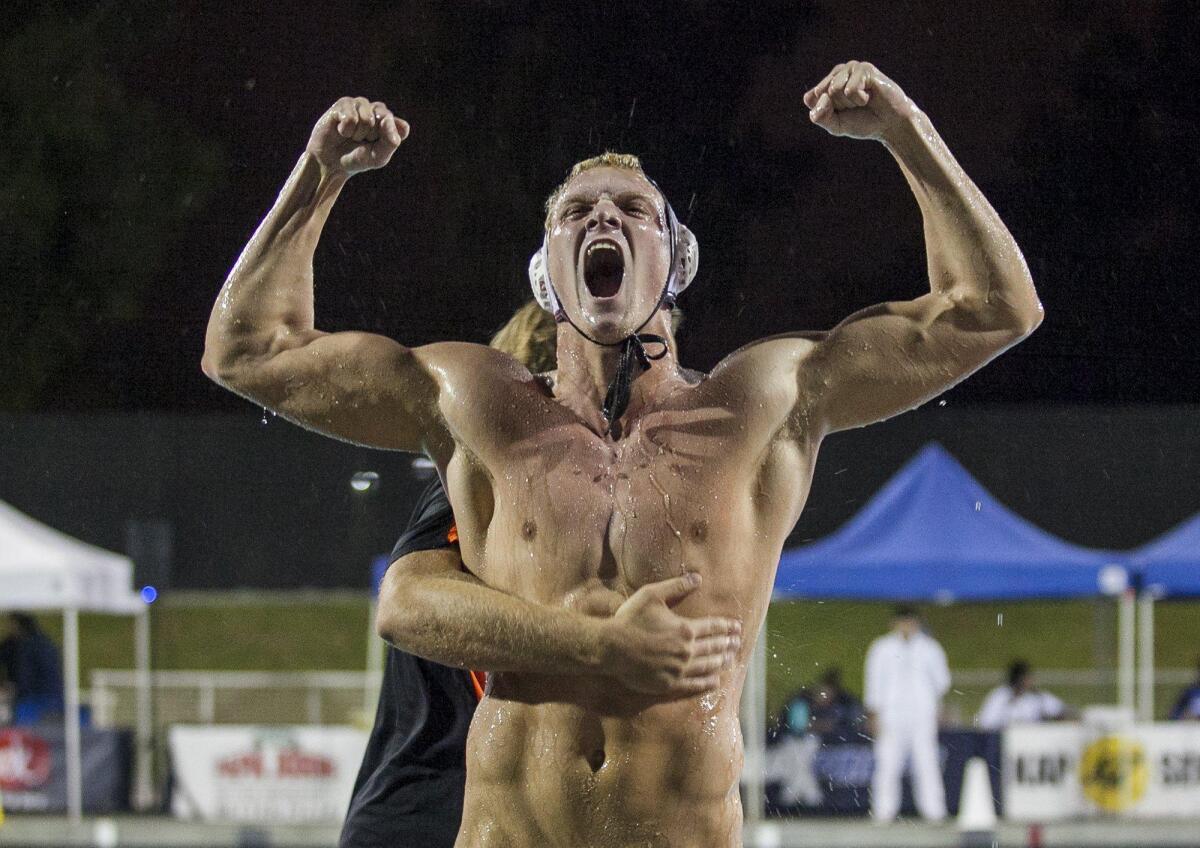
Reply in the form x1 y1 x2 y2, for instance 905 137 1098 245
420 342 553 429
918 631 945 649
416 341 530 384
711 333 823 386
866 633 894 652
697 335 824 429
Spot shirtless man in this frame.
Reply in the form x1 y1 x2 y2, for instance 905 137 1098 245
203 61 1042 846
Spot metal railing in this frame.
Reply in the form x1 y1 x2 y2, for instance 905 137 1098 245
90 669 383 729
91 666 1199 731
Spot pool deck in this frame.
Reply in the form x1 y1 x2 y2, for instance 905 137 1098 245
2 815 1199 847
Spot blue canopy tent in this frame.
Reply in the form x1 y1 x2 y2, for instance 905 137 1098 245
1128 513 1200 719
741 444 1131 826
1132 512 1200 597
773 443 1126 601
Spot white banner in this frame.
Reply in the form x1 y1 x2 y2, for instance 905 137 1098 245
1004 723 1200 820
169 725 368 823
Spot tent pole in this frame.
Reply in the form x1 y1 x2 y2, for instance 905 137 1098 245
740 613 767 829
63 607 82 822
134 607 154 809
1137 592 1155 722
753 620 768 823
364 598 383 717
1117 590 1136 714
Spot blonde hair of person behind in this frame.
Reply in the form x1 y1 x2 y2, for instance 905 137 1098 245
489 300 683 375
543 152 646 231
489 301 558 373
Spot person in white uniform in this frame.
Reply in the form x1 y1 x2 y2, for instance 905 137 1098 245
864 606 950 822
976 660 1069 730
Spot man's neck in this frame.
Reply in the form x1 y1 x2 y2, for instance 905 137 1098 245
552 311 679 430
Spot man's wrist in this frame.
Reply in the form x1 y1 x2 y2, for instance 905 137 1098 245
589 617 625 675
878 104 930 156
300 149 351 192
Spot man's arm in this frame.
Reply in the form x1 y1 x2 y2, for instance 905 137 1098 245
975 687 1006 731
1169 687 1195 721
784 63 1043 435
202 97 456 452
377 554 741 697
929 639 952 697
863 641 881 713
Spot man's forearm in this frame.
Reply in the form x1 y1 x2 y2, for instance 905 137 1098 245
377 568 611 675
883 109 1042 332
202 152 345 378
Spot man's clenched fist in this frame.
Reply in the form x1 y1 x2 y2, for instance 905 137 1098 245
803 61 916 142
307 96 409 177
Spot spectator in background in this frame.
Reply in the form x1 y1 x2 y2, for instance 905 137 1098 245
769 685 811 745
809 667 865 736
864 605 950 823
770 668 864 745
1169 658 1200 720
0 613 64 725
976 659 1070 729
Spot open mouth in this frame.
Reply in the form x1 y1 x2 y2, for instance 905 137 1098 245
583 240 625 299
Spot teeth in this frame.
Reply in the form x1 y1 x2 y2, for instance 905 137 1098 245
586 242 619 259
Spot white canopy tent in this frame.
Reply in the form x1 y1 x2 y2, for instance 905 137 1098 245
0 499 151 821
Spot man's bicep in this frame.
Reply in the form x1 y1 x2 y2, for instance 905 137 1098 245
225 330 445 451
804 293 1023 434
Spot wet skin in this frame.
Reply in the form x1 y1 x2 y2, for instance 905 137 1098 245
437 329 815 847
204 66 1042 847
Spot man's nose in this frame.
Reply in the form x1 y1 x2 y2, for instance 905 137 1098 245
586 203 621 232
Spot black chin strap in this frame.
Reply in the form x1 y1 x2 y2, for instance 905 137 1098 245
601 333 669 425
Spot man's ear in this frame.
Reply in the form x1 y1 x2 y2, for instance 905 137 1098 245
673 223 699 296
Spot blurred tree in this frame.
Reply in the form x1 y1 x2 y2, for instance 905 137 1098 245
0 2 221 409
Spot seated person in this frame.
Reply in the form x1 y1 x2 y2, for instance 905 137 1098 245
770 668 863 744
976 659 1070 730
808 667 864 736
0 613 65 725
768 686 811 745
1169 658 1200 721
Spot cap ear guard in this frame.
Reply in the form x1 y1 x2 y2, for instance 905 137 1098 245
529 220 698 315
528 243 560 314
672 222 699 299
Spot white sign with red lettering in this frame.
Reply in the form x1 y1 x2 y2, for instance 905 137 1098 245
169 725 368 823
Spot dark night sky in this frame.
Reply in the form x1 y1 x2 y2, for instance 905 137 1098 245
3 0 1197 412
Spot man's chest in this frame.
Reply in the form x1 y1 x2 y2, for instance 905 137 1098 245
446 401 789 598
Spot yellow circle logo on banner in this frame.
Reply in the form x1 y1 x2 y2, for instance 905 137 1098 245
1079 735 1148 811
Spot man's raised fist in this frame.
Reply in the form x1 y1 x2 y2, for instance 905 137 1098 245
307 96 409 177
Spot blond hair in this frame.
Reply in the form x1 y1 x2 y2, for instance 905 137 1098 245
491 301 683 367
543 152 647 231
489 301 558 373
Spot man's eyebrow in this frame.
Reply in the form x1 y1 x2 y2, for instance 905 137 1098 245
558 189 658 207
